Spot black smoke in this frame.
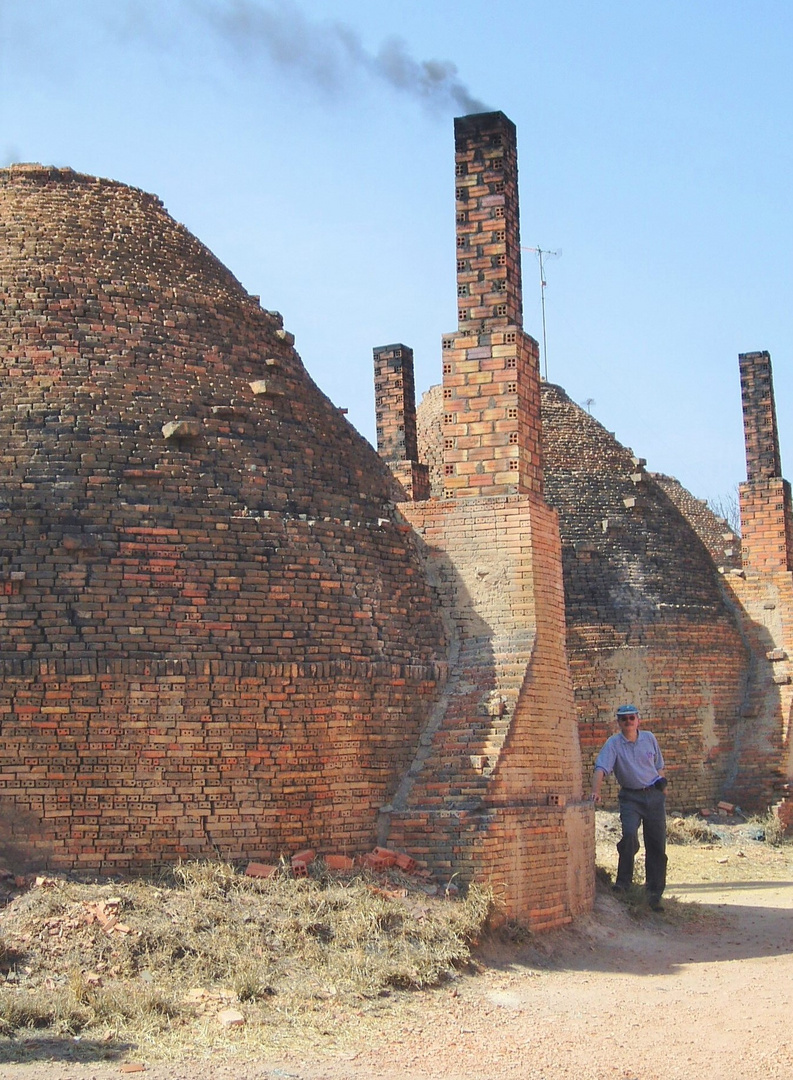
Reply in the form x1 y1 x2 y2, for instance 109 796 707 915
187 0 489 114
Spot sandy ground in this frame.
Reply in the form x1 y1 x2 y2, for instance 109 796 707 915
4 821 793 1080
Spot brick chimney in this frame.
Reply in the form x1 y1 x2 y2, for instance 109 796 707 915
441 111 541 499
738 350 793 572
373 342 430 501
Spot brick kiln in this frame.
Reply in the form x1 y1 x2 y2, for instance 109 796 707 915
412 132 793 824
374 112 594 928
0 163 450 874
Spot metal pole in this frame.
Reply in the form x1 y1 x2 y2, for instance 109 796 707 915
538 247 549 381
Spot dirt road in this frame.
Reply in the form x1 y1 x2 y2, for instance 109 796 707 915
5 831 793 1080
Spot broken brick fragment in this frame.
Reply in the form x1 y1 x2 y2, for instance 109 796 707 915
291 849 316 865
371 846 398 866
358 853 390 872
394 852 418 874
323 854 354 871
245 862 277 879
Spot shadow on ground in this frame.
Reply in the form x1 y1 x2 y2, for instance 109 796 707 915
478 880 793 978
0 1035 134 1064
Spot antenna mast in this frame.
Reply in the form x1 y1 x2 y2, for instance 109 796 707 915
523 246 560 381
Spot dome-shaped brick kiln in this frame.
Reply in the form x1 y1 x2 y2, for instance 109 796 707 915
0 165 445 871
417 380 749 808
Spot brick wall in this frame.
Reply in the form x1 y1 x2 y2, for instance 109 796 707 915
383 494 594 929
0 658 441 871
719 571 793 811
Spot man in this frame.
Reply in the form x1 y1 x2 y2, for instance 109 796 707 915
591 704 668 911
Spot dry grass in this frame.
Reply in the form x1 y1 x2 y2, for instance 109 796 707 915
667 815 723 845
0 861 492 1060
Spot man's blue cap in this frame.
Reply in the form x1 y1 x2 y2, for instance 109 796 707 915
616 704 639 716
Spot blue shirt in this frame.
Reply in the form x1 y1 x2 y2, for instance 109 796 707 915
594 729 664 789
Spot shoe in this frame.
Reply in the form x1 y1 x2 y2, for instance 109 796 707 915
648 896 664 912
612 884 629 894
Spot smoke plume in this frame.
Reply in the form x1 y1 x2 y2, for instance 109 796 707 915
187 0 489 114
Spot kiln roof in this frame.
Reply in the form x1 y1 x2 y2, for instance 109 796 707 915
0 167 443 666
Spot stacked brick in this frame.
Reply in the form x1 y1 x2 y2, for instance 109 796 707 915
373 343 429 501
441 112 542 499
0 164 447 870
738 351 793 574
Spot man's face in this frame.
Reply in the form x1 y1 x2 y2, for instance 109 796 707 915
617 712 640 736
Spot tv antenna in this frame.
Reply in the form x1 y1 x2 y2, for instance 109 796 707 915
523 246 561 381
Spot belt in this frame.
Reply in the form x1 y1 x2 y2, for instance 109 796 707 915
621 784 658 792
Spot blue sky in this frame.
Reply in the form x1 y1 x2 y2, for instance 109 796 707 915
1 0 791 507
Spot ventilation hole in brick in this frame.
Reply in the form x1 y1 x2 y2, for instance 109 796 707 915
456 213 466 224
443 387 452 399
457 236 466 248
496 304 508 317
492 158 504 170
445 464 454 476
494 182 505 194
505 332 516 343
443 338 454 349
459 308 468 319
456 187 467 200
495 207 504 218
444 489 454 499
443 413 454 424
457 260 466 273
491 134 503 146
443 363 452 375
457 284 468 297
497 254 506 265
455 162 465 176
506 356 517 368
495 280 507 291
497 231 506 242
509 459 519 470
508 382 517 393
508 408 518 420
509 432 518 444
444 438 454 450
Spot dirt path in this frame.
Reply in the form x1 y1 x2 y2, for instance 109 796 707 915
5 836 793 1080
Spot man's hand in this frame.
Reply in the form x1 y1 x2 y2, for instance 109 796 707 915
591 767 605 803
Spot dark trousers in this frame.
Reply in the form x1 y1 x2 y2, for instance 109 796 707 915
616 786 667 898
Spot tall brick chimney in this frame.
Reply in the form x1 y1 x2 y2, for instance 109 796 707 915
441 111 541 499
738 350 793 572
373 342 430 501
